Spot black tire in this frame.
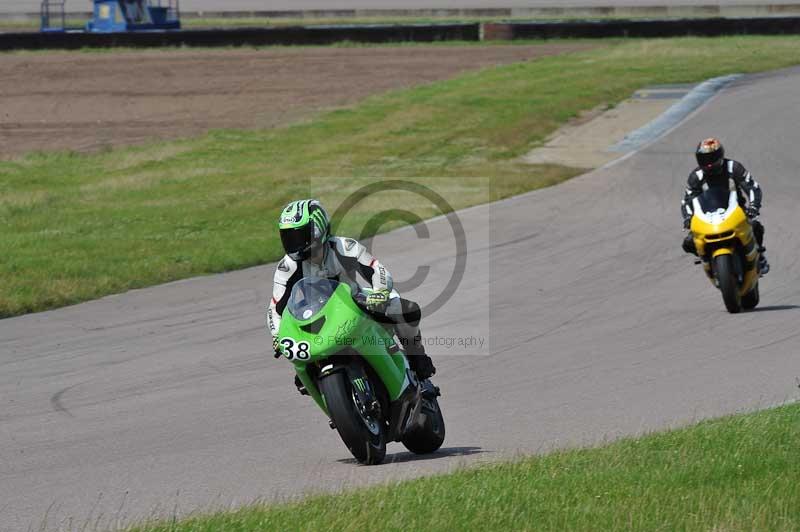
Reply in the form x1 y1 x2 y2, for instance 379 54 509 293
401 396 445 455
742 282 760 310
319 370 386 465
714 254 742 314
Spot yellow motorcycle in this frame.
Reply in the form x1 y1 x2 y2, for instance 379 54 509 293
690 188 761 313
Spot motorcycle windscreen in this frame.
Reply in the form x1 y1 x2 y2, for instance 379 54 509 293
692 188 739 224
696 187 733 212
287 277 340 321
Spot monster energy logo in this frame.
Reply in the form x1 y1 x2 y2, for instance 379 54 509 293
353 377 366 392
310 210 327 234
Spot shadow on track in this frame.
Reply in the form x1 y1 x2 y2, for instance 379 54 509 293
337 446 486 465
751 305 800 313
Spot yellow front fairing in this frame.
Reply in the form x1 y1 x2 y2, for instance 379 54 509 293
691 204 759 295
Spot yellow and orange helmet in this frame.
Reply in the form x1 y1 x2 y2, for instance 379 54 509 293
695 138 725 173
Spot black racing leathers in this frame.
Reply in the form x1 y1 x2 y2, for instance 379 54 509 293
681 159 765 251
681 159 762 227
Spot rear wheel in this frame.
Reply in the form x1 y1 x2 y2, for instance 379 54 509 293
401 395 445 455
714 254 742 314
319 369 386 465
742 282 760 310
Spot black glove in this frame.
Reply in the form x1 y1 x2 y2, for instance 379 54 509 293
683 217 691 230
746 207 760 220
272 336 283 359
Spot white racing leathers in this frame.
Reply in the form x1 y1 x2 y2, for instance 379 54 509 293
266 237 422 353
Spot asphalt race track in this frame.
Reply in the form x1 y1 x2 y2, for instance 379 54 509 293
3 67 800 530
4 0 800 13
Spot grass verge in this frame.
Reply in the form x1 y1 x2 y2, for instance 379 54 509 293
3 36 800 317
130 402 800 531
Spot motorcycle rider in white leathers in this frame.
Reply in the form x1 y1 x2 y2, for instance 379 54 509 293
266 200 435 393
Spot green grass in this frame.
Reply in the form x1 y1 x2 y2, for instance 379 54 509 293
130 402 800 531
3 36 800 318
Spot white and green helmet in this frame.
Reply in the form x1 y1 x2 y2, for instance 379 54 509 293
278 199 330 260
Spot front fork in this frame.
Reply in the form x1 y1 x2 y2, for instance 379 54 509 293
295 365 327 414
708 248 743 286
315 359 426 442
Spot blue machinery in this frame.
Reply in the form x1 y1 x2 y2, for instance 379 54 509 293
41 0 181 32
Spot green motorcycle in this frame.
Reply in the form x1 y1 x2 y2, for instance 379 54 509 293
277 276 445 465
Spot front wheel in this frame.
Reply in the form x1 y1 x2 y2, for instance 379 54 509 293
742 282 760 310
319 369 386 465
714 254 741 314
401 395 445 455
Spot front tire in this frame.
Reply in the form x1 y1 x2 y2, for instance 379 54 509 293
319 370 386 465
742 282 760 310
714 254 741 314
401 396 445 455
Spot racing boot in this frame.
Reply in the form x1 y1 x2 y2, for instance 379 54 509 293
759 249 770 276
752 220 769 275
682 233 697 255
405 333 436 380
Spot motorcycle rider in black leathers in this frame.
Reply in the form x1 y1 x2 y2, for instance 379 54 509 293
681 138 769 275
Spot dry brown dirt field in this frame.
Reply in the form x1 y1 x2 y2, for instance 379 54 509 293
0 44 592 157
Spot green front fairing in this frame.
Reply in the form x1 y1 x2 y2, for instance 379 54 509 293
278 283 409 416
